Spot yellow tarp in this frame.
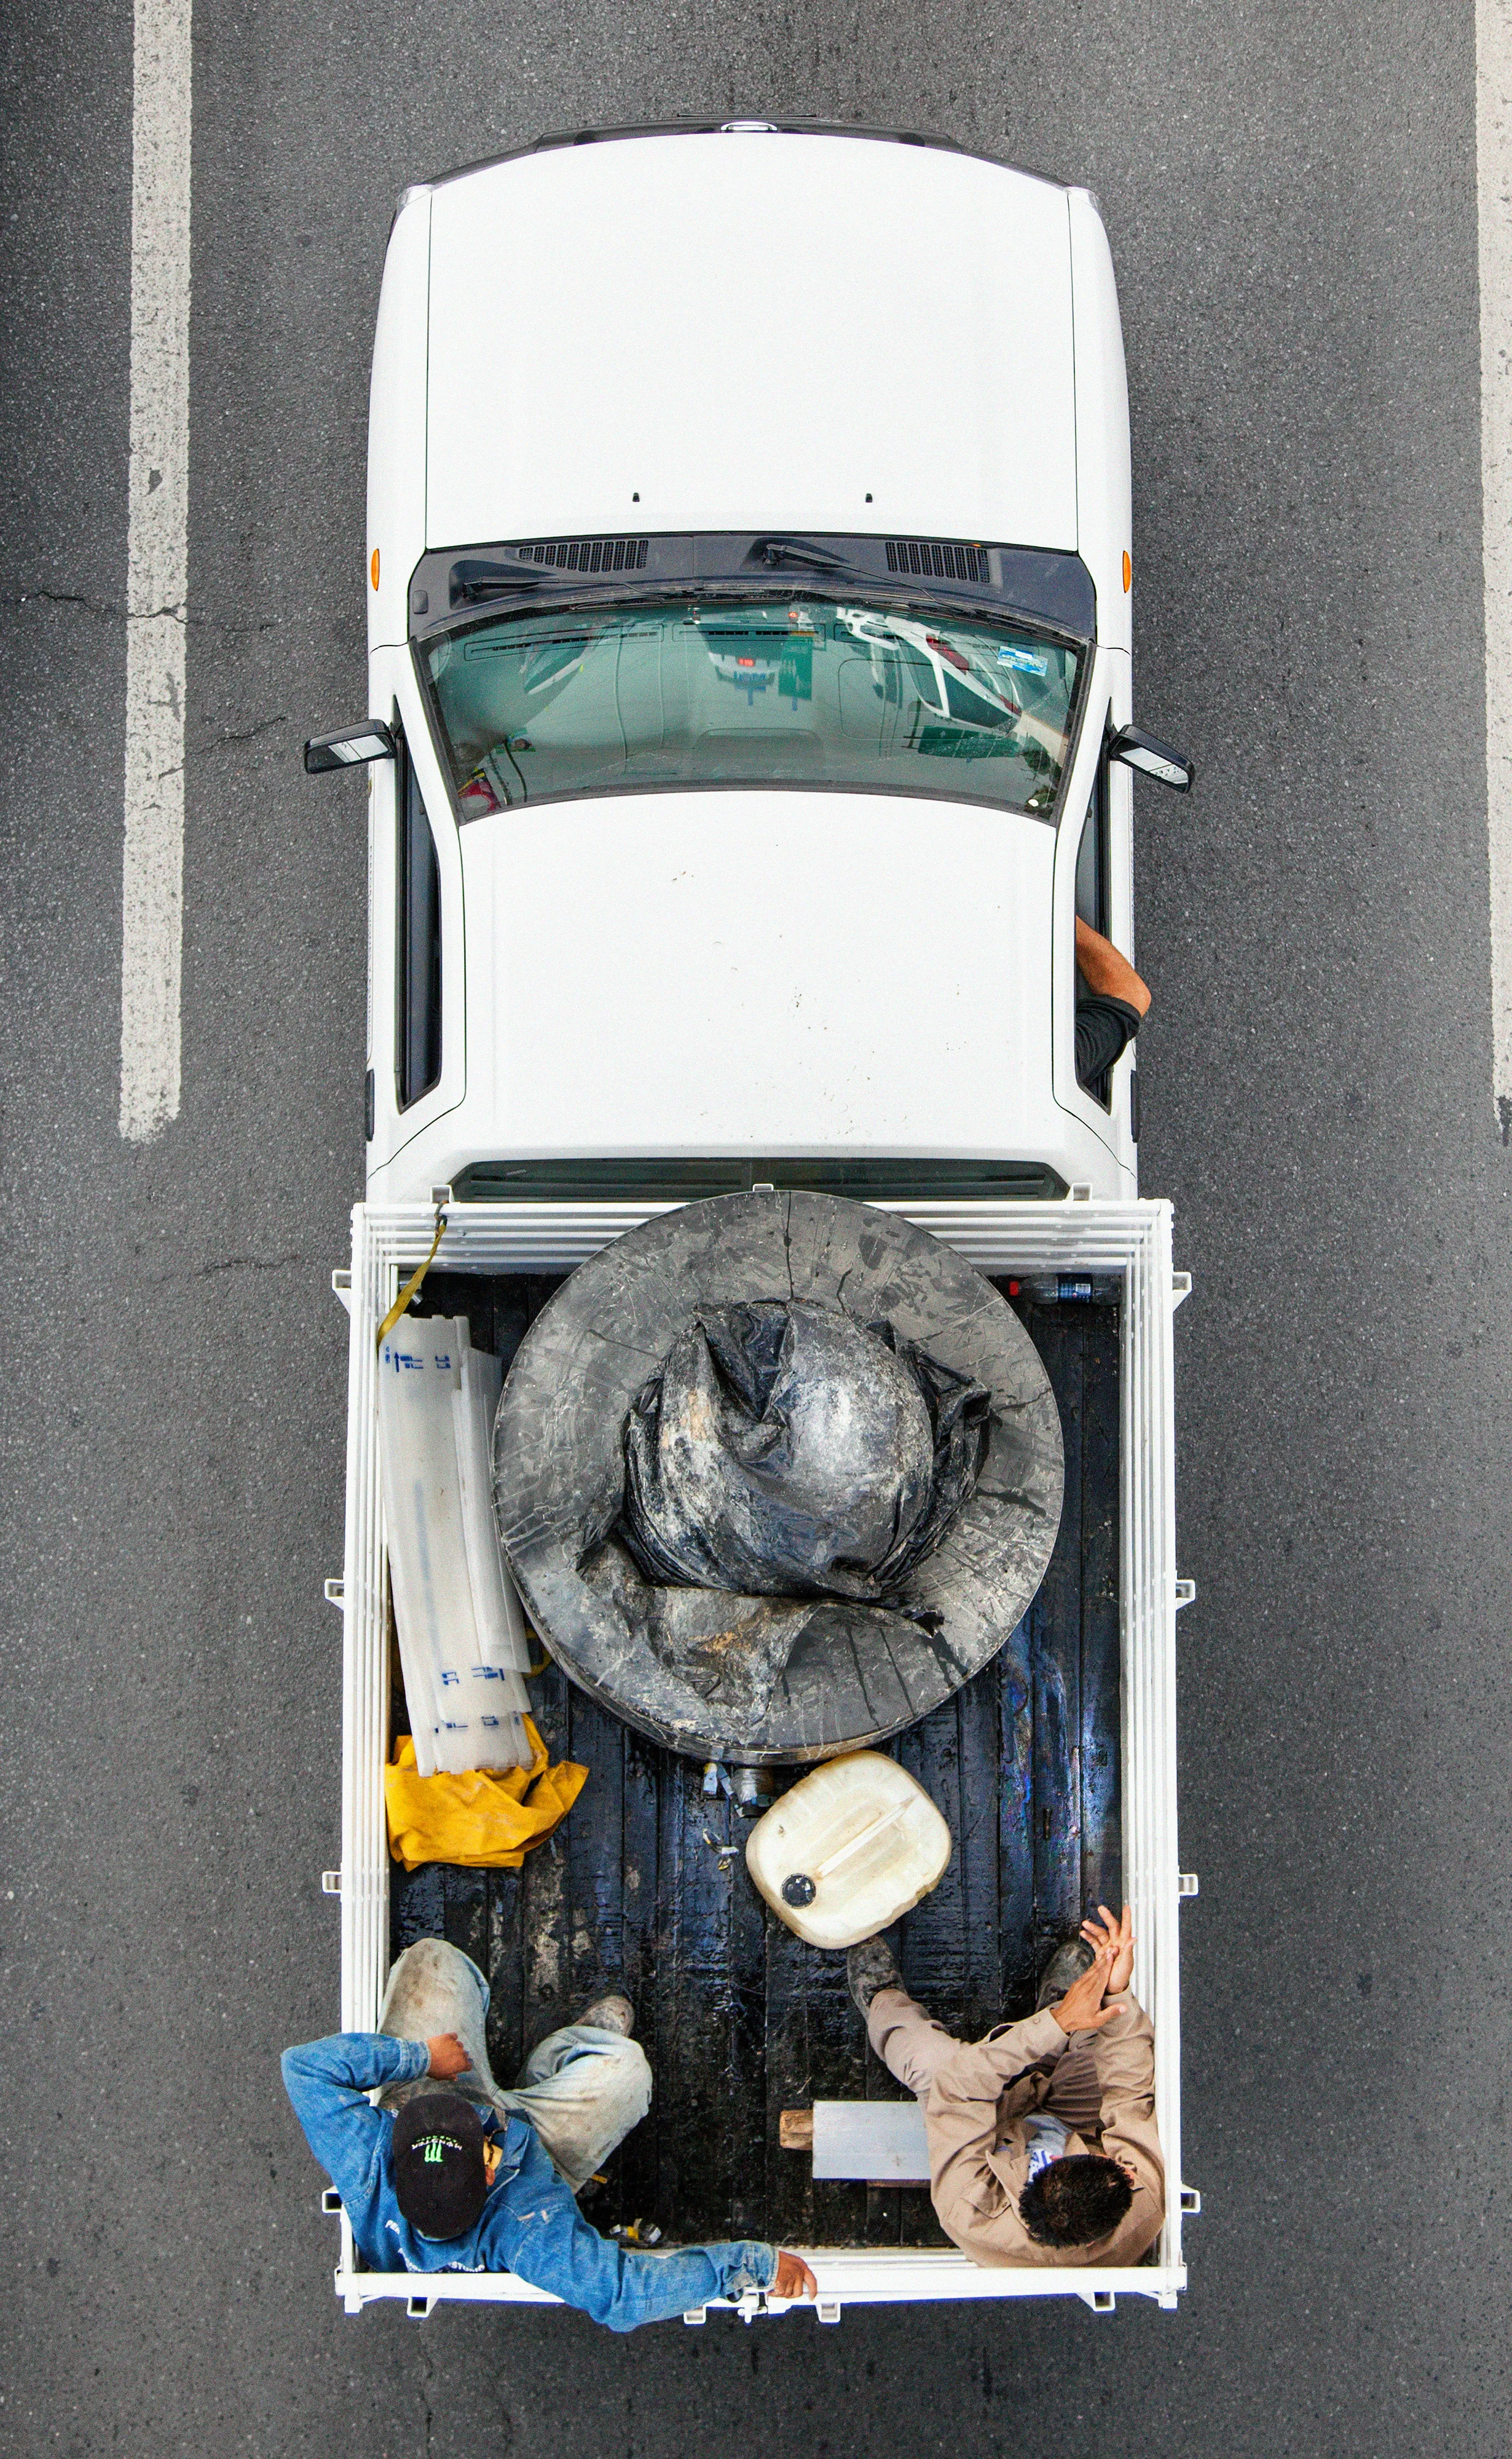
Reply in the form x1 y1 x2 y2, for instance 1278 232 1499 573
385 1720 588 1872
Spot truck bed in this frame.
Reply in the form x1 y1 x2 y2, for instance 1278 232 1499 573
390 1273 1120 2251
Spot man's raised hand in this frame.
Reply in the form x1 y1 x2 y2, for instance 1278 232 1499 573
425 2031 471 2080
1079 1903 1135 1995
1050 1943 1120 2034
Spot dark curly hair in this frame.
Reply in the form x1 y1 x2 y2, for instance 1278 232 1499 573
1019 2153 1133 2248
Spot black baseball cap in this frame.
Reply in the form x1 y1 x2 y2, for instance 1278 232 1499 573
391 2091 488 2240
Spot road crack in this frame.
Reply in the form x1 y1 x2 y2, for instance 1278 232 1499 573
14 587 283 637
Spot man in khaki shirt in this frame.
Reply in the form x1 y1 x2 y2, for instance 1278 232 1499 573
848 1904 1164 2266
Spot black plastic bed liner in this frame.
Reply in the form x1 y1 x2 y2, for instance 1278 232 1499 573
391 1275 1120 2250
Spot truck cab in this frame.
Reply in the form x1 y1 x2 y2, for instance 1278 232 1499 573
352 122 1168 1209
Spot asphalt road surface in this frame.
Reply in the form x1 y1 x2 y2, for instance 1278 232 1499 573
2 4 1506 2453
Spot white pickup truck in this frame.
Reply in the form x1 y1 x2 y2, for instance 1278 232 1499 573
314 119 1195 2325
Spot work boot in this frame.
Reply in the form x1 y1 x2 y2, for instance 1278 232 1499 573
846 1937 904 2017
572 1991 636 2037
1035 1935 1095 2011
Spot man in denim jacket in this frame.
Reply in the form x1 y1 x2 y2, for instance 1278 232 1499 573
283 1938 816 2330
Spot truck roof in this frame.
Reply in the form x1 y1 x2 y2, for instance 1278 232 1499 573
423 130 1079 554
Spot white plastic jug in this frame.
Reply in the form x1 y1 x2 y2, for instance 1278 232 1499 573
744 1752 951 1948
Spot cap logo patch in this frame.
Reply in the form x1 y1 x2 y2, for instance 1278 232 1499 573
416 2133 463 2164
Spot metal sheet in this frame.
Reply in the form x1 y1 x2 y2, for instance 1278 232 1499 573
812 2099 931 2184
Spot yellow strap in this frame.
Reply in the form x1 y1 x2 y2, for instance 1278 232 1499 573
376 1210 447 1351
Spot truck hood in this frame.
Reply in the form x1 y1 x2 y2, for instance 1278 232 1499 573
458 789 1056 1161
425 132 1077 553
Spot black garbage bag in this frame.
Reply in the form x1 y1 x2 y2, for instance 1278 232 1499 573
617 1300 991 1604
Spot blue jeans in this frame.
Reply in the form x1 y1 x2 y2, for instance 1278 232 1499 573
376 1938 652 2193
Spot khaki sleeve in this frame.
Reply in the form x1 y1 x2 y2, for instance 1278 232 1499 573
924 2007 1070 2121
1091 1992 1165 2209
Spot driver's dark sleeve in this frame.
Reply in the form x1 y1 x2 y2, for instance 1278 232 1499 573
1075 994 1143 1088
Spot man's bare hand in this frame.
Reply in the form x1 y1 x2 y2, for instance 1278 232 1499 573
1051 1943 1120 2034
1080 1903 1135 1996
425 2032 471 2080
773 2250 818 2301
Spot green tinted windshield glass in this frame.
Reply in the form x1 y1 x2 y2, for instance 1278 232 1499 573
423 598 1083 820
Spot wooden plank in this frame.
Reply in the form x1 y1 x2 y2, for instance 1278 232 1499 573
439 1862 489 1987
996 1608 1036 2016
956 1665 1004 2041
564 1684 626 1998
897 1689 966 2036
893 1700 970 2251
762 1916 817 2245
558 1686 628 2212
484 1868 525 2088
390 1860 446 1962
654 1751 738 2238
613 1726 662 2230
519 1662 570 2052
1079 1301 1124 1917
1030 1308 1084 1972
725 1809 771 2241
991 1282 1048 2018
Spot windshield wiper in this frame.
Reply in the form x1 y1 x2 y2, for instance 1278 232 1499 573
449 555 549 607
745 534 865 578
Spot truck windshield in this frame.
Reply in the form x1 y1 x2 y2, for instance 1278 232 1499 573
421 596 1084 821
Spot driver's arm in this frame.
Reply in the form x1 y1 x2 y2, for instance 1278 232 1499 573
1075 917 1151 1016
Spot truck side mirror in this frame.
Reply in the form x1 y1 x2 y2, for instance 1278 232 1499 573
1109 724 1193 792
304 720 397 774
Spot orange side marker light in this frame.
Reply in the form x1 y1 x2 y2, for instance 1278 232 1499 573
371 547 380 591
1122 550 1132 593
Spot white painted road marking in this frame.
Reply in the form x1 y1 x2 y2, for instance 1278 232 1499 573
119 0 192 1143
1478 0 1512 1136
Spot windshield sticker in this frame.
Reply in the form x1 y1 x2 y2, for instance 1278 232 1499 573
459 767 502 819
997 645 1049 676
915 725 1016 760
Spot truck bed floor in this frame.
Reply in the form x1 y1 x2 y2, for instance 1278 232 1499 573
392 1280 1120 2250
